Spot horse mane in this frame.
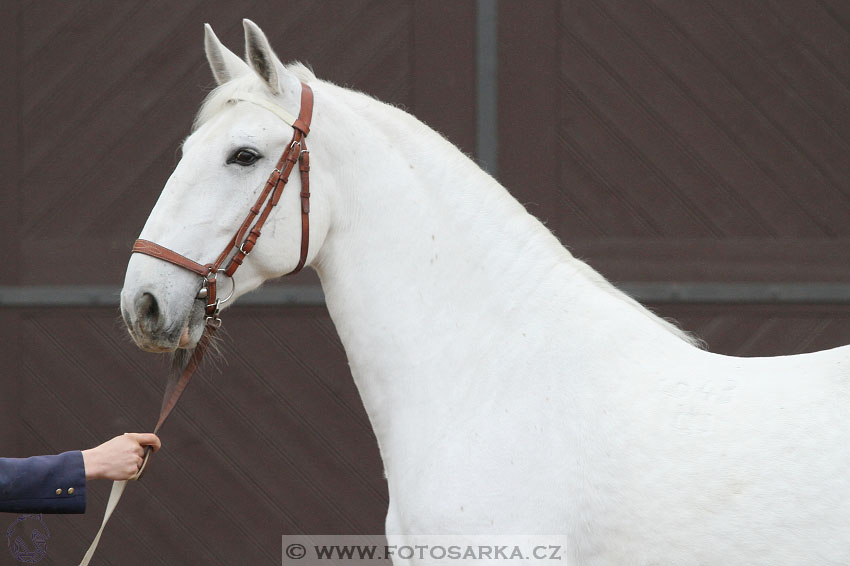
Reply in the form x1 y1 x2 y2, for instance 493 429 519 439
192 64 705 350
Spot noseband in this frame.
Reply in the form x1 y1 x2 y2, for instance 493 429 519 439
131 82 314 327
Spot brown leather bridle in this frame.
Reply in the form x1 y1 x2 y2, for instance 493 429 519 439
127 82 313 477
131 82 314 328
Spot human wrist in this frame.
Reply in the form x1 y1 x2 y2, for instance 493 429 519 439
81 448 103 480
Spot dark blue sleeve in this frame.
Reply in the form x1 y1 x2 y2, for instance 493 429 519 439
0 451 87 514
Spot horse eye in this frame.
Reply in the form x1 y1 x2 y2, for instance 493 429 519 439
227 148 261 166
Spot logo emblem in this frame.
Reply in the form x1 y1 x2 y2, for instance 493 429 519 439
6 514 50 563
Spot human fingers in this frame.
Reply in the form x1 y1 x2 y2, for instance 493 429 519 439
125 432 162 453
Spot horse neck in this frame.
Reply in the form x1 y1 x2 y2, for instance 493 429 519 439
309 85 686 454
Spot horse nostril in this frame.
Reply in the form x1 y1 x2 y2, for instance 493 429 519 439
135 292 161 332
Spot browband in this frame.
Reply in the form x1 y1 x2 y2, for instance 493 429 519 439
232 92 299 127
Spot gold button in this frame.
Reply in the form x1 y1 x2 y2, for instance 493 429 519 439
68 487 75 495
55 489 62 495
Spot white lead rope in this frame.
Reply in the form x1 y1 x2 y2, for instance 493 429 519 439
78 480 128 565
79 441 152 564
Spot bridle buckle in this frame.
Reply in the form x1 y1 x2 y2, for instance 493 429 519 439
205 298 222 328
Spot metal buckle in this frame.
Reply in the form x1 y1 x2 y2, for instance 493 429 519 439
205 299 222 328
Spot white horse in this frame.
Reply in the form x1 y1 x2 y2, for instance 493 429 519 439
121 20 850 565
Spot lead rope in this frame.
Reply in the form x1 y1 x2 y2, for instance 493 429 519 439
78 328 216 566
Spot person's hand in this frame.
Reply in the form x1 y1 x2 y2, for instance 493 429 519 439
81 433 162 480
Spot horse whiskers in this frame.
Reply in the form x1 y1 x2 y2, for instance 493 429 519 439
168 327 229 382
113 313 139 346
201 327 229 373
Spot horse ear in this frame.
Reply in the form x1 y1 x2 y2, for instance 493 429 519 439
204 24 248 85
243 19 284 95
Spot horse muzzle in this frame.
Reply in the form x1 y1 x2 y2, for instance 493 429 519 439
121 289 204 352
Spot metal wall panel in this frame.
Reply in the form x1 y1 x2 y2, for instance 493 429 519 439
498 0 850 283
14 307 385 564
8 0 476 286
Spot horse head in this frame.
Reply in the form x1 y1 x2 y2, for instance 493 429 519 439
121 21 331 352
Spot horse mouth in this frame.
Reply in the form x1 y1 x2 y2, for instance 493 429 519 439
134 329 184 353
132 322 192 353
124 306 202 353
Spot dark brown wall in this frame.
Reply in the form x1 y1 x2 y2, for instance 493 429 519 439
4 0 476 286
2 1 849 564
499 0 850 283
16 307 384 564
